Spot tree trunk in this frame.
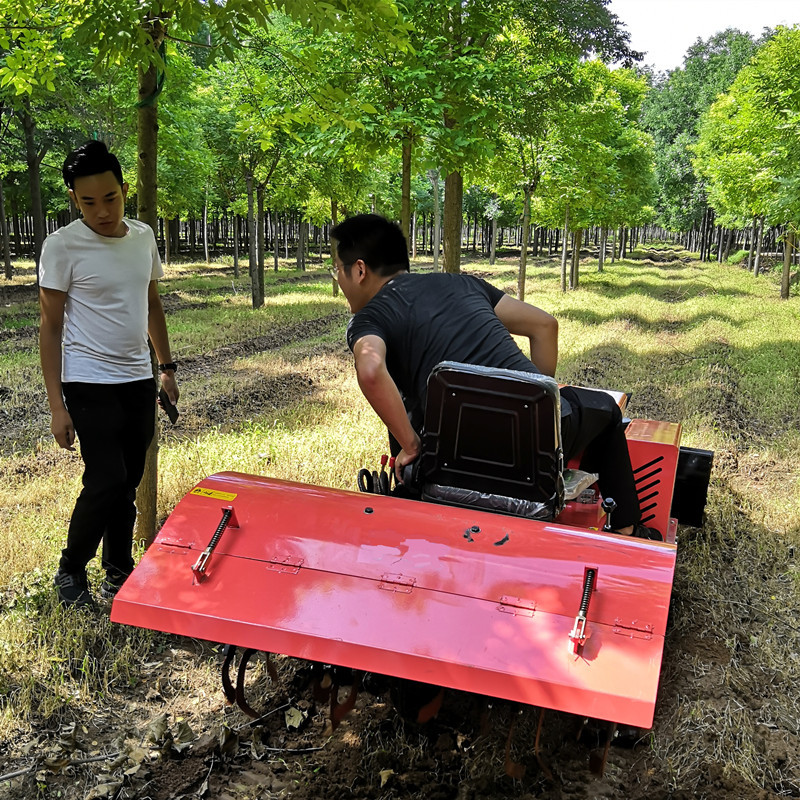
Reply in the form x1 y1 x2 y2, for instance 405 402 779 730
560 206 570 293
401 134 412 248
570 228 583 290
598 227 606 272
518 186 531 302
202 192 209 264
273 211 280 273
297 219 307 271
490 212 497 266
232 215 240 278
257 183 265 277
134 59 160 547
330 199 339 296
0 177 11 278
171 216 179 260
753 215 765 276
429 170 441 271
21 104 46 267
781 228 794 300
246 174 262 308
442 170 462 274
164 217 170 265
11 207 21 258
747 216 757 272
701 208 713 262
722 227 735 262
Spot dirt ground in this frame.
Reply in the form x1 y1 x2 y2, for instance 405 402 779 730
1 259 797 800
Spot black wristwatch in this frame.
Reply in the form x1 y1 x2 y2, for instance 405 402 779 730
158 362 177 373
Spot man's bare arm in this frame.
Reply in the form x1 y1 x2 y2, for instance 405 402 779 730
494 294 559 377
352 334 420 478
39 287 75 450
147 280 179 404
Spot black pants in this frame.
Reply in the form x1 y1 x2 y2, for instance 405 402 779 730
60 379 156 578
559 385 640 529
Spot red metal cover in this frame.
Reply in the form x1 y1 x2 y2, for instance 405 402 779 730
112 471 677 728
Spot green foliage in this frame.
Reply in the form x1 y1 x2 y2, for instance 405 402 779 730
694 26 800 228
640 28 762 231
531 60 655 230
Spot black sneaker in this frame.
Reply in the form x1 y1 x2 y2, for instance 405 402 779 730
631 523 663 541
99 571 129 600
54 569 94 609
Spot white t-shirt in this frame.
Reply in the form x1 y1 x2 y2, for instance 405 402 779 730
39 218 164 383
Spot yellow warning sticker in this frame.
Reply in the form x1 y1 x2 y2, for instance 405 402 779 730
190 487 238 502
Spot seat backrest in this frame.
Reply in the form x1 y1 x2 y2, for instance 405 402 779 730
416 362 564 519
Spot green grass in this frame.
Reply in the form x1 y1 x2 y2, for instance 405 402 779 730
2 246 800 796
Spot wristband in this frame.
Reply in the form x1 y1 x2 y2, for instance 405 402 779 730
158 362 177 373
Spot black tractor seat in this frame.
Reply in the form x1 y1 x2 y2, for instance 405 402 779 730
409 361 566 521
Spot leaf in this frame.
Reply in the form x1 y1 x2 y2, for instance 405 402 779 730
174 719 195 744
284 704 309 731
218 725 239 756
379 769 394 787
145 713 169 745
42 756 71 773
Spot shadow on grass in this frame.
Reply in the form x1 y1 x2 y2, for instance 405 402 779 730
557 306 741 333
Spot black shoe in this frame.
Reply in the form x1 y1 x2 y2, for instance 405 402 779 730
99 571 129 600
631 523 663 541
54 569 94 609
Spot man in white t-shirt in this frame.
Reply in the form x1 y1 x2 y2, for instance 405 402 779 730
39 140 180 608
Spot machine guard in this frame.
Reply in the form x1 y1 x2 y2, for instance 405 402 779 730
112 469 677 729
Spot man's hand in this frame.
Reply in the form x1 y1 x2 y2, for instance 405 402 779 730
394 433 421 484
51 406 76 451
159 370 179 405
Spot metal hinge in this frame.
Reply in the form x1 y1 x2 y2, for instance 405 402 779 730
266 557 304 575
612 618 654 640
378 573 416 593
497 596 536 617
157 537 194 549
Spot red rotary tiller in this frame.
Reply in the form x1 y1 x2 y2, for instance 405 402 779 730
111 362 712 773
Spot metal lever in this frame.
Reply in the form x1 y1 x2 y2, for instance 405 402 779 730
568 568 597 654
601 497 617 532
192 505 239 579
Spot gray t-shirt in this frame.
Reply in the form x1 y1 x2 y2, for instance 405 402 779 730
39 218 163 383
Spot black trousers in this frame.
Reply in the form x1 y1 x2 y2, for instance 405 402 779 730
60 379 156 577
559 385 640 529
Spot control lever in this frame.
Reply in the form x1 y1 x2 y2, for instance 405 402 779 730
601 497 617 532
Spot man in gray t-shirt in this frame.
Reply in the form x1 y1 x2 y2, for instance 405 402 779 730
39 140 180 608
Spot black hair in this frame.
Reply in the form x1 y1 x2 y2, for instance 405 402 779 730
62 140 124 190
331 213 410 277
